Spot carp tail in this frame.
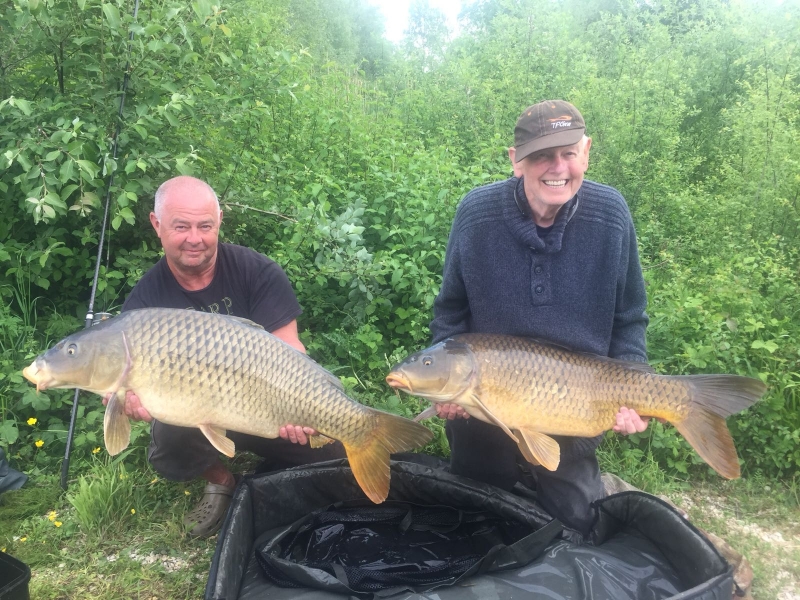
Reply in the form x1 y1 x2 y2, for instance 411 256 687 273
344 412 433 504
673 374 766 479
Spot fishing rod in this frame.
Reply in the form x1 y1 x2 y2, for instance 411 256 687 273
61 0 141 490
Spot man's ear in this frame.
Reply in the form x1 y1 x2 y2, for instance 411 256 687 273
508 147 524 178
149 212 160 236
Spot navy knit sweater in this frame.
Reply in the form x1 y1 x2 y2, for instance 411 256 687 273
431 176 648 363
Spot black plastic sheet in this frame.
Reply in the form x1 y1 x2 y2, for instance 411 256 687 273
205 457 733 600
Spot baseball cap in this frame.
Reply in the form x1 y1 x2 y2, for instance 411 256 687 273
513 100 586 162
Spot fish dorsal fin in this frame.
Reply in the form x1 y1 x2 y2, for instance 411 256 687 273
469 393 520 444
222 315 265 330
104 391 132 456
298 354 345 391
521 337 656 374
224 315 345 391
516 427 561 471
199 424 236 457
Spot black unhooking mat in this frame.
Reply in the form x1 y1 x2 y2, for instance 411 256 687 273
205 457 733 600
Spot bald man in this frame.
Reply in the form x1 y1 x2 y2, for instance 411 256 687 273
113 176 345 538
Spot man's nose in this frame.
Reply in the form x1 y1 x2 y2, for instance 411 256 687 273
186 227 203 243
548 155 567 170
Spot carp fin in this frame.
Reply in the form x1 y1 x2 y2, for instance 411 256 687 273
343 411 433 504
309 434 335 448
506 336 656 373
670 374 766 479
516 427 560 471
199 424 236 457
469 394 520 444
293 352 345 391
673 407 740 479
221 315 265 330
103 392 131 456
512 429 540 466
413 405 439 422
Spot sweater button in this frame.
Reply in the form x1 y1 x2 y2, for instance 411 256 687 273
534 266 543 274
535 285 544 294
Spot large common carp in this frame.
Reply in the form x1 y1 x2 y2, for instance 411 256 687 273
23 308 432 503
386 334 766 479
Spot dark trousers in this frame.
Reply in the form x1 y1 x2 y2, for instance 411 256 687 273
148 421 347 481
446 418 604 536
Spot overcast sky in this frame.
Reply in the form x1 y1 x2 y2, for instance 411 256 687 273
366 0 463 42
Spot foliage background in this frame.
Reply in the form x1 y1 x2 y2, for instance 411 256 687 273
1 0 799 484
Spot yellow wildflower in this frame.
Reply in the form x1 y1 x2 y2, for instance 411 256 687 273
130 509 136 515
19 537 27 543
92 447 101 454
27 417 37 426
35 440 44 448
54 521 62 528
184 490 191 496
48 511 57 522
150 477 159 484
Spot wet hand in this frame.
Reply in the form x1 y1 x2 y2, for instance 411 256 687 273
280 424 318 445
613 406 649 435
102 390 153 422
435 403 470 420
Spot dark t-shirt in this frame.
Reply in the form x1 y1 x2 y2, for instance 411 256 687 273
122 243 301 332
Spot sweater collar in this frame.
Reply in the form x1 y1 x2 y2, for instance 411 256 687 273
504 177 579 253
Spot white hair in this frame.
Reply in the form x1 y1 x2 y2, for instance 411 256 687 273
153 176 220 220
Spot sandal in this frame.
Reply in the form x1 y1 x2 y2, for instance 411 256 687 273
183 482 235 539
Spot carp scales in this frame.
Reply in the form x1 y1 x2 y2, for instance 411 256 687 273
22 308 432 503
386 334 766 479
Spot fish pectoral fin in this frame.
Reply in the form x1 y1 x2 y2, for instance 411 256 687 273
103 392 131 456
517 428 560 471
198 424 236 458
309 434 335 449
413 405 439 422
469 394 520 444
512 429 540 466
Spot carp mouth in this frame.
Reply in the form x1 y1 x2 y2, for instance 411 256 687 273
385 372 412 392
22 361 54 392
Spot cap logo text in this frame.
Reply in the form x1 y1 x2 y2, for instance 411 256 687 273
547 115 573 129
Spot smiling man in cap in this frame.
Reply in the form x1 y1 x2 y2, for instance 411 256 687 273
429 100 650 536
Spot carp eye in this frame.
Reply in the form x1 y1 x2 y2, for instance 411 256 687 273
422 356 433 366
409 356 417 363
67 344 77 356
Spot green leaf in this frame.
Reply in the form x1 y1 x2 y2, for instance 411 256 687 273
59 159 75 183
11 96 31 116
102 3 121 28
44 192 67 209
45 150 62 161
77 0 86 9
0 420 19 444
112 215 123 230
751 340 779 353
120 206 135 225
164 111 179 127
76 160 99 179
219 24 231 37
